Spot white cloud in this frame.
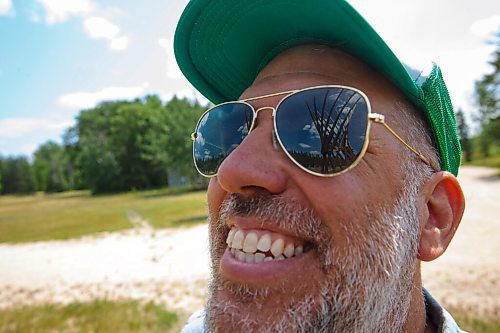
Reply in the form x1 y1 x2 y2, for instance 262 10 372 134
36 0 94 24
0 0 14 16
110 36 129 50
83 16 129 51
436 44 497 130
158 38 183 79
35 1 129 50
84 16 119 39
470 15 500 39
58 83 150 109
0 118 72 139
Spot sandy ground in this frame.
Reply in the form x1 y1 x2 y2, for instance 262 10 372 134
0 166 498 318
0 226 211 313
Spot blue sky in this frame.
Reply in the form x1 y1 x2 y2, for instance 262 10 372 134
0 0 499 157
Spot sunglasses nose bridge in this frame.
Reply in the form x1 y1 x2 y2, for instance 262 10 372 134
249 106 276 132
254 106 275 114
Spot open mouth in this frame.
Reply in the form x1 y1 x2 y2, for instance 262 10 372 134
226 228 312 263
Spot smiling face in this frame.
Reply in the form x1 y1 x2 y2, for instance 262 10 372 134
204 45 427 332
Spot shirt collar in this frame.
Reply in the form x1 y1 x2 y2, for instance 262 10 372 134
424 288 465 332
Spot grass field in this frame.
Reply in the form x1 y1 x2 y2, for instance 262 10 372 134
465 154 500 170
452 309 500 333
0 186 207 243
463 144 500 171
0 300 178 333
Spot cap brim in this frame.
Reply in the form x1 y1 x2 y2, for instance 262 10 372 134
174 0 422 106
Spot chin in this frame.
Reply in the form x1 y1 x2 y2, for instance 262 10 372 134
205 273 327 333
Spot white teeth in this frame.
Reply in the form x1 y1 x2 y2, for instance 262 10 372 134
236 250 245 262
284 243 295 258
232 230 244 250
245 253 255 263
254 253 265 263
257 234 272 252
243 232 258 253
226 229 236 245
270 238 285 257
229 229 307 263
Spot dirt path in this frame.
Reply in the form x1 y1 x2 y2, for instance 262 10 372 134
0 225 211 313
0 166 498 318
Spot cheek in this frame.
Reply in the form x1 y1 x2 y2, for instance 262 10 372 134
296 173 395 242
207 177 226 220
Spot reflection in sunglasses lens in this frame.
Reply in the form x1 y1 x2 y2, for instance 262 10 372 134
275 88 368 174
194 103 253 176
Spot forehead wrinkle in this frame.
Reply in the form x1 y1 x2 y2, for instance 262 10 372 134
255 71 342 84
241 72 351 101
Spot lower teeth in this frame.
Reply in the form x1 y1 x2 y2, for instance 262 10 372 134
230 248 289 263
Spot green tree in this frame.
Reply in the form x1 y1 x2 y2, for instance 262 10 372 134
33 141 69 192
1 156 36 194
455 108 472 162
108 96 170 189
62 126 85 190
0 156 3 193
67 101 126 193
474 31 500 156
163 96 206 185
63 95 207 194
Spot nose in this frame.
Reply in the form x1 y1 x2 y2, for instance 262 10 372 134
216 108 288 196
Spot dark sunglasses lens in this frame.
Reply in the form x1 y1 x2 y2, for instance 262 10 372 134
193 103 253 176
275 87 369 175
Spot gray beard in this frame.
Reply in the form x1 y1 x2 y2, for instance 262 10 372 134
204 183 421 333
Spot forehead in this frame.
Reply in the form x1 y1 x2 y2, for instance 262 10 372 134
241 45 403 104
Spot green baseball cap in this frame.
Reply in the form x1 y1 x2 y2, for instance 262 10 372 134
174 0 461 175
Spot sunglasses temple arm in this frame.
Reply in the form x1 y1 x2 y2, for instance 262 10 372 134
370 114 434 170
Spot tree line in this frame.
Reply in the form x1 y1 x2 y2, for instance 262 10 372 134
1 95 206 195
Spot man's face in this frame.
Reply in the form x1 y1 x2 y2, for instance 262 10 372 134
204 45 423 332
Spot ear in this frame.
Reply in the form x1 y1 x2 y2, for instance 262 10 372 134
417 171 465 261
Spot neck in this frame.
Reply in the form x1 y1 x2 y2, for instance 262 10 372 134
402 264 435 333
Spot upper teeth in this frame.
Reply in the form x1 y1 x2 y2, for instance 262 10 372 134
226 228 304 263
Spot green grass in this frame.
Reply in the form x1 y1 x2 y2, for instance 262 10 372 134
0 187 207 243
451 309 500 333
464 153 500 170
0 300 178 333
462 142 500 171
136 191 208 228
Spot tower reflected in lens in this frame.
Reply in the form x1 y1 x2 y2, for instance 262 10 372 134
275 87 368 174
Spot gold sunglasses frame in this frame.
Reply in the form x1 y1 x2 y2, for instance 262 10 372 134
191 85 434 178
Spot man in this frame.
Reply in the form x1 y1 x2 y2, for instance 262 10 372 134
174 0 466 332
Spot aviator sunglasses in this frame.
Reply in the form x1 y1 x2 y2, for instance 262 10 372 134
191 85 433 177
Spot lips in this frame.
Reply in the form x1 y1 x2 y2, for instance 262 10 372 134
226 227 310 263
